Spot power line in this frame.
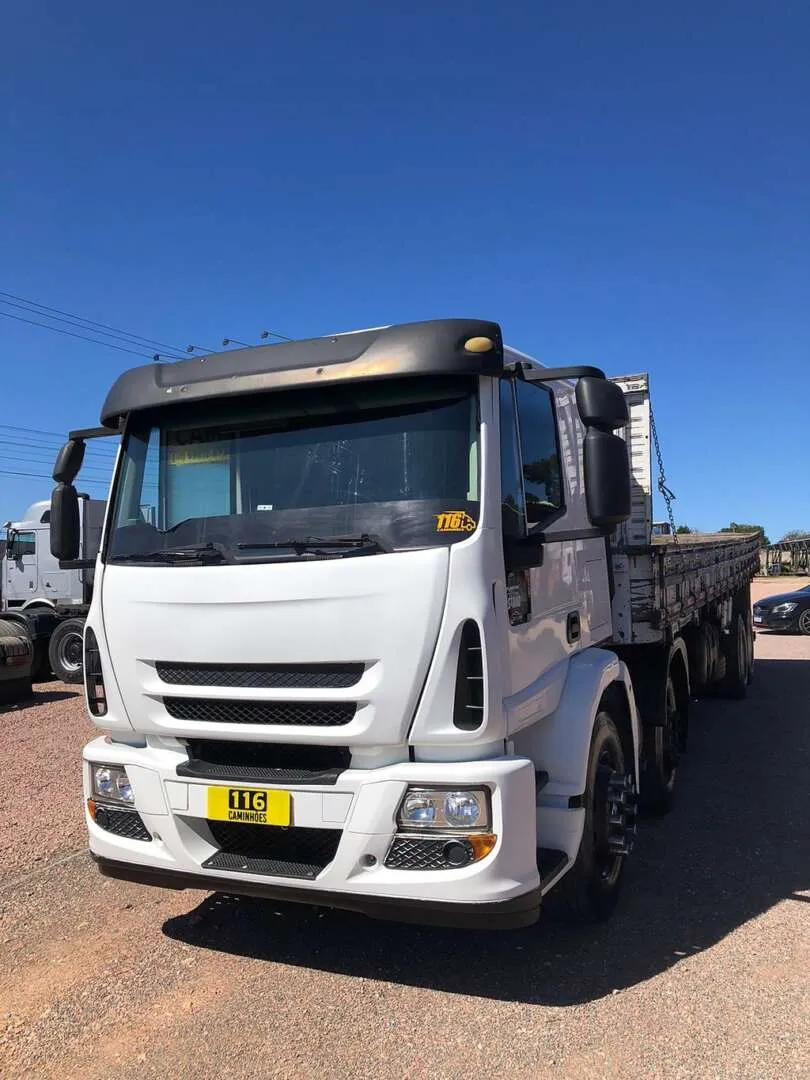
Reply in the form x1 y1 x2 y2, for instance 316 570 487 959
0 468 109 484
0 309 162 359
0 290 194 356
0 298 186 360
0 423 119 444
0 433 117 450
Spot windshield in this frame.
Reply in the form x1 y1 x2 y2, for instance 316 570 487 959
106 375 480 564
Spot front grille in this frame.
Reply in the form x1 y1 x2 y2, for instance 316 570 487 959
94 805 152 842
156 661 363 690
177 740 351 785
203 821 341 879
385 836 465 871
163 698 356 727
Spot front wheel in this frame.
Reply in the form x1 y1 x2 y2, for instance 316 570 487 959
797 609 810 636
546 711 637 923
48 619 85 684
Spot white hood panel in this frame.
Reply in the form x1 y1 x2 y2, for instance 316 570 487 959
100 548 450 746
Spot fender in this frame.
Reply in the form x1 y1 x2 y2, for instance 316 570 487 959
512 647 640 804
20 598 56 611
615 637 690 728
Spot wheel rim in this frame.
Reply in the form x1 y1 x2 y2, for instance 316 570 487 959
592 744 635 885
662 677 680 787
58 632 83 673
799 610 810 634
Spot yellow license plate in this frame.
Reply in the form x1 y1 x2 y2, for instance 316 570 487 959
207 786 291 827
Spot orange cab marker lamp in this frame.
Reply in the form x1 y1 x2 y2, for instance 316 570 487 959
463 336 494 354
468 834 497 861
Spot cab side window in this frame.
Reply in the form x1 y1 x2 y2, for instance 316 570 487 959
515 380 563 526
10 531 36 557
499 380 526 537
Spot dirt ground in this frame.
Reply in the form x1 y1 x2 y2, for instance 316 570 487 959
1 578 808 1079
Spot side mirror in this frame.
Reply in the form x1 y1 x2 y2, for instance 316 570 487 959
50 484 81 561
53 439 86 484
575 377 629 430
582 429 631 528
504 533 544 573
574 376 631 531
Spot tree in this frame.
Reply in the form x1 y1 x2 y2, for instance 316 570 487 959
675 525 693 535
778 530 810 543
720 522 770 547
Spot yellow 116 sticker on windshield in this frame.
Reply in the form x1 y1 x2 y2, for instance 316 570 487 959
435 510 477 533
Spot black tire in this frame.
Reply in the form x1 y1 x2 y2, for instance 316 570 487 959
0 676 33 705
797 609 810 636
545 711 633 924
30 640 51 683
638 672 682 817
716 613 748 699
48 619 85 684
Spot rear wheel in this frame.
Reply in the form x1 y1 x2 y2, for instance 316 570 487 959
717 613 748 699
546 711 636 923
48 619 85 684
639 672 683 816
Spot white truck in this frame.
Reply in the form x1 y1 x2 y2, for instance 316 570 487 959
50 319 758 928
2 495 106 681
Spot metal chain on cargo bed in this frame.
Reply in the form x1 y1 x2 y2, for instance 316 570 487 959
650 404 679 544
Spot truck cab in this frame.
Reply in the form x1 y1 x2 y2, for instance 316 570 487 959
3 498 105 612
52 319 643 928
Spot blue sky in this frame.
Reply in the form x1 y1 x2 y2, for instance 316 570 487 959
2 0 808 539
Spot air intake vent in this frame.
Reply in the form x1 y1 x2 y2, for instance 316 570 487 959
452 620 485 731
156 662 363 689
163 697 356 727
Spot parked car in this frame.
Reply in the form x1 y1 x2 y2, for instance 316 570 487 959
753 584 810 635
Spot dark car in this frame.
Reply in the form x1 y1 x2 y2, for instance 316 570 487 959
753 583 810 636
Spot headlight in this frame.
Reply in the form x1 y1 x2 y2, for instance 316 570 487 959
772 602 797 614
397 787 490 831
92 764 134 805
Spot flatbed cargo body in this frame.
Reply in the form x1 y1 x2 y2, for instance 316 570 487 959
609 374 759 644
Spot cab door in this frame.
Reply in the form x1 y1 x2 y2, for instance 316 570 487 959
4 530 38 605
498 378 580 712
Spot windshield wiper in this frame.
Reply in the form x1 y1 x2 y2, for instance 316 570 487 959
110 542 234 564
236 533 392 557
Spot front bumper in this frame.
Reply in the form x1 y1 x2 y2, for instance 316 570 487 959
83 736 543 930
752 610 797 631
92 855 541 929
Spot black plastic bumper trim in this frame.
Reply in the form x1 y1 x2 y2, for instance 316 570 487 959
176 760 347 786
91 855 541 930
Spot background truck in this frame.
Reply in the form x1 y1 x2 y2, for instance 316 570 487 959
2 495 106 682
50 319 758 928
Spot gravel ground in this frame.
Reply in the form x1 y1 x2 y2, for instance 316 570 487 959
1 579 808 1079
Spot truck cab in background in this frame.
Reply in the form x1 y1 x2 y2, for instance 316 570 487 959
50 318 757 929
2 496 107 681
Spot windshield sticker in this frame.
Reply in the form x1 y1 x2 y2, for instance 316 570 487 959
435 510 477 533
168 446 229 466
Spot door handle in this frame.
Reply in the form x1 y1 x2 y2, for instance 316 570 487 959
566 611 581 644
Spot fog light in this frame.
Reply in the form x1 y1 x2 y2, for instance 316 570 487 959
92 763 134 804
443 840 473 867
